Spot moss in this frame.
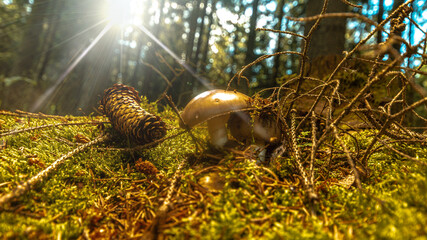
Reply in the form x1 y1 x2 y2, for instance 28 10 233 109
0 108 426 239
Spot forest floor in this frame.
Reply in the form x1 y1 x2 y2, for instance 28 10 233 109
0 102 426 239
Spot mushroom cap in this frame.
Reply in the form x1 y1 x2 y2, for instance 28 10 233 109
180 89 251 128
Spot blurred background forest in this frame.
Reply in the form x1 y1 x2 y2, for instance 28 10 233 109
0 0 426 115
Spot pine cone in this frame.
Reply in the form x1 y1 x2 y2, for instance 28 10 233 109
99 84 167 145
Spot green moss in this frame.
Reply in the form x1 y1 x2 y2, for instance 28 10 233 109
0 109 426 239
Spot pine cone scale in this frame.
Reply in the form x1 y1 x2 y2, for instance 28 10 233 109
99 84 167 145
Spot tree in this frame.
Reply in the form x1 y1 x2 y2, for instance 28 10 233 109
272 0 285 82
130 0 154 89
242 0 260 92
1 0 425 114
35 0 64 84
199 0 217 72
10 0 48 78
377 0 384 43
185 0 202 62
304 0 347 59
193 0 209 70
3 0 50 111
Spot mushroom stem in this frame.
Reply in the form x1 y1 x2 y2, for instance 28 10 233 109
207 115 230 148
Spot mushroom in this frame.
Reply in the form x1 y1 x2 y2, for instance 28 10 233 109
180 89 251 148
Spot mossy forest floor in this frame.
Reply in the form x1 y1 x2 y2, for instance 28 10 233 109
0 103 426 239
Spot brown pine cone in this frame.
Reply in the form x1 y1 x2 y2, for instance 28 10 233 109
99 84 167 145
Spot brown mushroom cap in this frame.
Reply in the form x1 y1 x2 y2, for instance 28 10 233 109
180 89 251 128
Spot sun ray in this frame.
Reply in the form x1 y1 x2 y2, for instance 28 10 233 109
31 23 113 112
134 23 212 89
42 19 109 56
118 25 124 83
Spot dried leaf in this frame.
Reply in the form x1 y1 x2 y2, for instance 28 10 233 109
75 133 91 143
27 156 46 169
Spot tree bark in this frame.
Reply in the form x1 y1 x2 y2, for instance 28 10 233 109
242 0 260 93
272 0 285 82
10 0 48 77
185 0 202 63
304 0 347 59
193 0 209 70
200 0 217 72
36 0 64 84
377 0 384 43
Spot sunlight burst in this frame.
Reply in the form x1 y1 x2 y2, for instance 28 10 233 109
104 0 144 26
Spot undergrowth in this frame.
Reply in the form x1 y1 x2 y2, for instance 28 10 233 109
0 105 426 239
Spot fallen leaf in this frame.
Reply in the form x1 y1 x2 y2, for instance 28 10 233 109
75 133 91 143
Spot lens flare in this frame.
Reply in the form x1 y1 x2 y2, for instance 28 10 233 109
30 23 112 112
104 0 144 26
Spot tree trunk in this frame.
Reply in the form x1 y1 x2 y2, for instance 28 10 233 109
10 0 48 77
131 0 156 93
174 0 204 106
122 31 138 82
304 0 347 59
272 0 285 82
193 0 209 71
185 0 202 63
36 0 64 84
200 0 217 72
377 0 384 43
242 0 260 93
5 0 49 111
